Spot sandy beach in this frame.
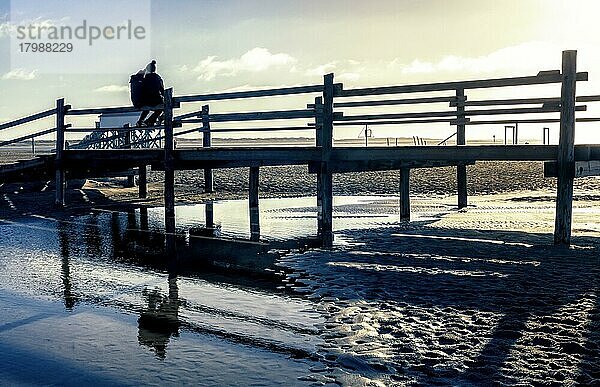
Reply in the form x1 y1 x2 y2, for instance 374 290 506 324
1 142 599 385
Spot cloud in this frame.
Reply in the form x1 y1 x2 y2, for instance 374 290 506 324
94 84 129 93
2 68 38 80
399 42 559 75
305 62 337 77
194 47 297 81
337 72 360 82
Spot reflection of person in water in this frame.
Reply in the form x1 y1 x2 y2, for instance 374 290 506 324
137 275 181 359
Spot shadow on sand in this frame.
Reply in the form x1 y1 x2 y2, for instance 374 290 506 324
281 221 600 384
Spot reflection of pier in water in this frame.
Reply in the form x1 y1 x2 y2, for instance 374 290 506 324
56 205 320 359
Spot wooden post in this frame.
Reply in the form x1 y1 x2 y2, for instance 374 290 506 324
163 88 176 256
400 168 410 220
456 88 468 209
249 166 260 241
138 165 147 198
124 125 135 188
554 50 578 246
314 96 324 236
31 138 35 155
319 73 334 247
55 98 66 207
201 105 213 193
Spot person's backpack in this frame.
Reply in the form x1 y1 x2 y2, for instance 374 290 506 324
130 71 144 108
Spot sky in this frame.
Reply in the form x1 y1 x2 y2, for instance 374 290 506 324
1 0 600 143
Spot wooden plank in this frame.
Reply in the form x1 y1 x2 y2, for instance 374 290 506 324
163 88 176 254
337 71 588 97
576 95 600 102
202 105 213 193
66 126 164 132
0 108 55 131
197 126 310 133
320 74 334 248
450 97 559 107
174 84 326 103
336 106 585 123
67 106 145 116
400 168 410 221
61 145 600 167
179 109 315 123
455 116 600 125
554 51 578 246
332 96 459 108
0 127 56 147
308 159 475 173
249 166 260 241
328 118 463 126
456 88 467 209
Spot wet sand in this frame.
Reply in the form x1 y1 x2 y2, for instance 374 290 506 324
1 143 599 385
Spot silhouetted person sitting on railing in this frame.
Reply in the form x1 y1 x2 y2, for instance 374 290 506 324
131 60 165 127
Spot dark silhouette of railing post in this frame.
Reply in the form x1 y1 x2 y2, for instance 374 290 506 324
455 88 468 209
138 165 147 198
163 88 176 256
123 124 136 188
400 168 410 220
249 166 260 241
554 50 577 246
314 96 324 236
201 105 213 193
318 74 334 247
55 98 66 206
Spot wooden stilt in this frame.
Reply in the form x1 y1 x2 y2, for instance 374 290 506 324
400 168 410 220
314 96 324 236
163 88 177 256
138 165 147 199
319 74 335 247
55 98 66 207
201 105 213 193
554 50 578 246
456 88 468 209
249 166 260 241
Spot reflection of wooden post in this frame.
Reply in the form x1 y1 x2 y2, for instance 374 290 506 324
319 73 334 247
456 88 467 209
400 168 410 220
554 50 577 246
138 165 147 198
249 167 260 241
205 201 214 232
201 105 213 193
55 98 66 207
163 88 176 255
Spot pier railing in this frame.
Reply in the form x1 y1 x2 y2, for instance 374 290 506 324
1 50 600 246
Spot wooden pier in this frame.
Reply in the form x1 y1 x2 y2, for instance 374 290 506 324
2 50 600 247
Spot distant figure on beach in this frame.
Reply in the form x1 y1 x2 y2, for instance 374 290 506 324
130 60 165 127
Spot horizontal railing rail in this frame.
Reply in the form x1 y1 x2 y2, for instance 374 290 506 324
173 84 339 103
336 71 588 97
0 108 56 131
0 127 57 147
